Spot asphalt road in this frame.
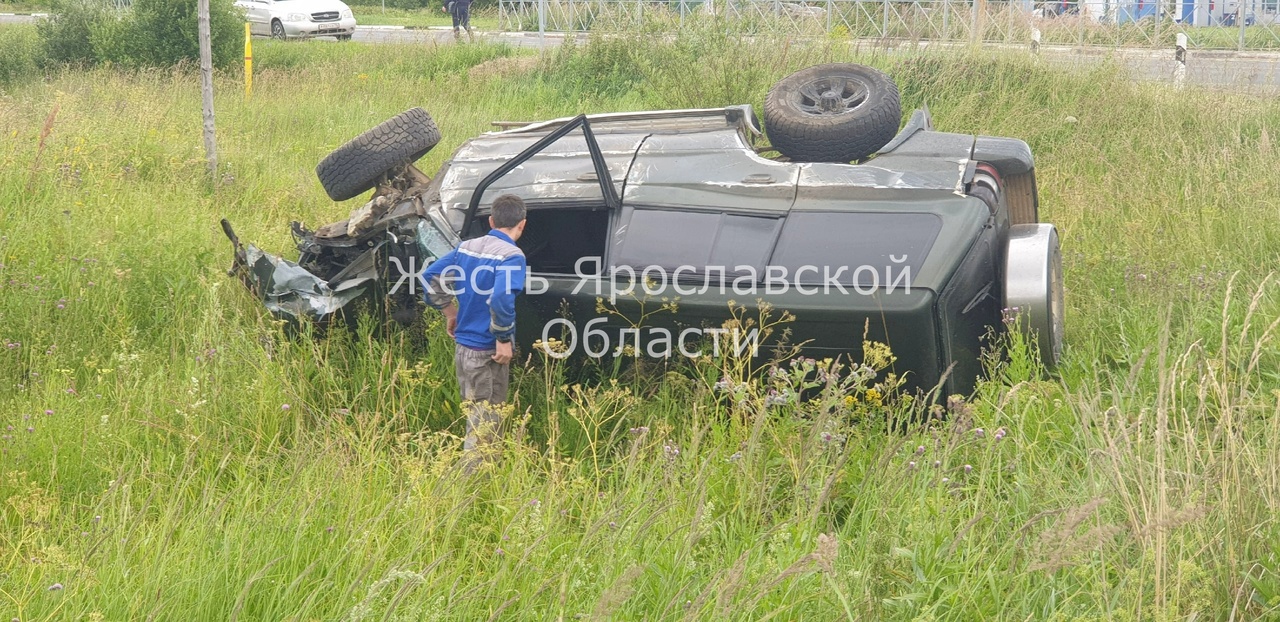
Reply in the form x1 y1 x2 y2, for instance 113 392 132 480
353 24 578 47
4 13 1278 91
366 27 1280 91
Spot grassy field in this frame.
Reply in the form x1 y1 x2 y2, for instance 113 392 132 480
3 27 1280 620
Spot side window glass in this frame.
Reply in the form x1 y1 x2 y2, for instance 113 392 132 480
612 208 781 279
770 212 941 285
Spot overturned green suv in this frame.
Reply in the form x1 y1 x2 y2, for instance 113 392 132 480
222 63 1064 396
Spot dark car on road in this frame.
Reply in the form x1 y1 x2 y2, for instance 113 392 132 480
222 63 1064 396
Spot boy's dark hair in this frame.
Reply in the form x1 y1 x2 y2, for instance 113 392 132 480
491 195 527 229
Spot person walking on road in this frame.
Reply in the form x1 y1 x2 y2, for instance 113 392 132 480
420 194 527 473
443 0 474 42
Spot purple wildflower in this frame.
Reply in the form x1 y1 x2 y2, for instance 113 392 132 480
973 428 985 438
48 583 63 591
963 464 973 474
915 445 925 455
994 427 1007 441
45 409 53 415
281 403 290 411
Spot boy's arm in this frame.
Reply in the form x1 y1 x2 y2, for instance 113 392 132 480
420 249 461 308
486 254 526 342
420 249 461 338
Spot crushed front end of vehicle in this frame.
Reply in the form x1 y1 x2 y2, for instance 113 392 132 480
221 163 456 329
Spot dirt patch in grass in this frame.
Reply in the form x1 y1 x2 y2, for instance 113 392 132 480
466 54 540 81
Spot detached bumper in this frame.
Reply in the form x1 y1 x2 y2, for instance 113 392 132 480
284 17 357 37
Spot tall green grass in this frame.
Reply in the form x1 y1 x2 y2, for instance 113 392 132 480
2 28 1280 620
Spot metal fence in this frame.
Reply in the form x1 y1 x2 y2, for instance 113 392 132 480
497 0 1280 49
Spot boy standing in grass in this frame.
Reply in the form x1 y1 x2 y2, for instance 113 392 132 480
420 195 527 473
443 0 474 42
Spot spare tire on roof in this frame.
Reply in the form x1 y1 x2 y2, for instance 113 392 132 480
763 63 901 163
315 107 442 202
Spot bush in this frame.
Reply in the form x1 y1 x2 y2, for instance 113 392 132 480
37 0 107 66
37 0 242 70
126 0 241 69
0 25 45 84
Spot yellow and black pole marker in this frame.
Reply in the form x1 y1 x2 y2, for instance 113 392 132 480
244 23 253 98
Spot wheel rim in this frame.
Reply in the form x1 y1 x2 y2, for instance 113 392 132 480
1048 238 1065 363
792 76 869 116
1004 224 1064 368
272 21 284 38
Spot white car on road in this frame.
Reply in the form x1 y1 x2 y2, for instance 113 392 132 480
237 0 357 40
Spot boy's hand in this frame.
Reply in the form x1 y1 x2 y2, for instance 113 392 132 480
442 303 459 339
492 340 513 365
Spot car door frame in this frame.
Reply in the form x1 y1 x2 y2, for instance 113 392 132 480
462 114 622 238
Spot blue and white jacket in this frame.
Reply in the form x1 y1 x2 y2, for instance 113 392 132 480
420 229 527 350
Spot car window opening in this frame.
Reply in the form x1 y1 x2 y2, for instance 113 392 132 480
518 207 609 275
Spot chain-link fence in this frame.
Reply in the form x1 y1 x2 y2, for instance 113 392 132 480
497 0 1280 49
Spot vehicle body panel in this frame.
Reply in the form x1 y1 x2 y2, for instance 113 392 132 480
235 0 356 38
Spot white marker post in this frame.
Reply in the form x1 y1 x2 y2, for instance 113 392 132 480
1174 32 1187 90
1031 27 1041 54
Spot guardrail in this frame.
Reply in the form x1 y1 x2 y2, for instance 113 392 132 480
497 0 1280 50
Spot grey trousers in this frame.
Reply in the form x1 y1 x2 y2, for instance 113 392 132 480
454 344 509 458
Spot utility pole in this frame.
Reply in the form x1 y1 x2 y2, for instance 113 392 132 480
198 0 218 178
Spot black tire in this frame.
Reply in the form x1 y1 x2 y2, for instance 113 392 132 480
271 19 286 40
763 63 901 163
336 34 352 41
315 108 442 202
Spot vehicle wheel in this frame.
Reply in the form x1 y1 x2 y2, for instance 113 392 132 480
763 63 901 163
315 107 442 202
337 34 352 41
271 19 286 39
1003 224 1064 369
